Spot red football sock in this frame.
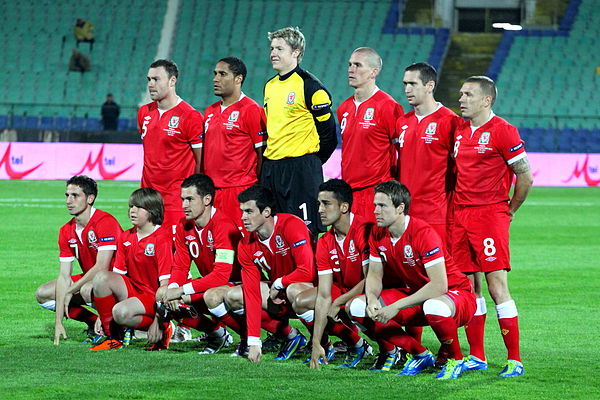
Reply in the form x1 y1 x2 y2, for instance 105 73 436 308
378 340 396 353
499 316 520 361
67 306 97 326
373 321 426 355
218 312 242 334
182 314 220 333
329 321 360 346
94 294 117 337
261 310 291 336
406 325 423 343
465 313 487 360
426 314 463 360
135 315 154 330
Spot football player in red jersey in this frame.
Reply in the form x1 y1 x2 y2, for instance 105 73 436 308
452 76 533 377
347 181 476 379
138 59 204 232
36 175 122 345
89 188 173 351
203 57 266 224
338 47 403 222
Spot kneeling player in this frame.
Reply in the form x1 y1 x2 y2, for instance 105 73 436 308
90 188 173 350
36 175 122 345
348 181 476 379
224 185 315 363
155 174 243 354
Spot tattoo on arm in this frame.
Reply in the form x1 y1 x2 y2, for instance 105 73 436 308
511 157 531 174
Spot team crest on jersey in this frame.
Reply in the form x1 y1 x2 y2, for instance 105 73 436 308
404 245 413 258
228 111 239 122
207 230 213 244
145 243 155 256
479 132 490 144
363 108 375 121
348 240 356 254
87 230 97 243
168 116 180 128
275 234 285 248
286 92 296 105
425 122 437 135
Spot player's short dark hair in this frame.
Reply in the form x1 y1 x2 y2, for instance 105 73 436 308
374 180 410 215
219 57 247 85
405 62 437 91
150 59 179 79
129 187 164 225
238 184 277 215
181 174 215 205
465 75 497 106
319 179 353 208
66 175 97 204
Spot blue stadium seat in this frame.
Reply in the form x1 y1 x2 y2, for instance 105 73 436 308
25 116 39 129
40 116 54 130
12 115 26 129
55 117 69 130
87 118 102 131
117 118 129 131
71 117 86 131
128 118 138 131
0 115 7 130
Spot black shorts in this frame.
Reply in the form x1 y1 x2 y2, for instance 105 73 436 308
261 154 324 234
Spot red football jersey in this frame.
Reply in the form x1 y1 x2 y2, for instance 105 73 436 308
454 114 526 206
338 90 403 189
369 216 471 293
58 208 122 273
138 99 204 214
239 213 316 341
395 105 461 224
203 95 267 188
316 214 372 291
169 209 243 294
113 226 173 295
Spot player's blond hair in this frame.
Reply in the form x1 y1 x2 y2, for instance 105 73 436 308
268 26 305 64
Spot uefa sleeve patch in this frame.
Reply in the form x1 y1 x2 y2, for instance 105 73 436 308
311 89 331 110
292 239 307 248
215 249 235 264
100 236 115 242
424 247 441 257
509 143 523 152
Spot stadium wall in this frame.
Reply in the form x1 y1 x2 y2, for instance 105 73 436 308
1 142 599 187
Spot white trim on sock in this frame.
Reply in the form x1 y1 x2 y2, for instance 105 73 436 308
39 300 56 311
496 300 518 319
208 303 228 318
475 297 487 316
349 297 367 318
297 310 314 323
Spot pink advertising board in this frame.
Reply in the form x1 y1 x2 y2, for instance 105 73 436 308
1 143 599 187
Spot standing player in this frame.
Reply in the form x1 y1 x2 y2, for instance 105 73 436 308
303 179 373 369
154 174 243 354
36 175 122 345
138 59 204 231
261 26 337 234
395 62 462 245
89 188 173 351
224 185 316 363
203 57 267 222
338 47 403 222
350 181 476 380
452 76 533 377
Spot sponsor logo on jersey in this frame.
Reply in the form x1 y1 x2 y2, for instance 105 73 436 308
145 243 155 256
286 92 296 105
275 234 285 248
425 122 437 135
329 249 338 255
168 116 180 128
87 230 97 243
253 251 263 257
404 245 413 258
68 238 77 244
100 236 115 242
144 116 151 121
292 239 306 248
363 108 375 121
509 143 523 152
378 246 387 252
479 132 490 144
228 111 239 122
123 241 131 246
424 247 441 257
485 256 497 262
185 235 195 241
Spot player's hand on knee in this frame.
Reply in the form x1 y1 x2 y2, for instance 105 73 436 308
366 303 380 320
248 345 262 363
373 305 397 324
155 286 167 303
53 323 68 345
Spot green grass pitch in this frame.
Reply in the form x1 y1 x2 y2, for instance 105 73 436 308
1 180 599 399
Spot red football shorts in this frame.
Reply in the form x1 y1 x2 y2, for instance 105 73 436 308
214 185 252 227
121 275 157 315
351 186 376 223
451 202 511 273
